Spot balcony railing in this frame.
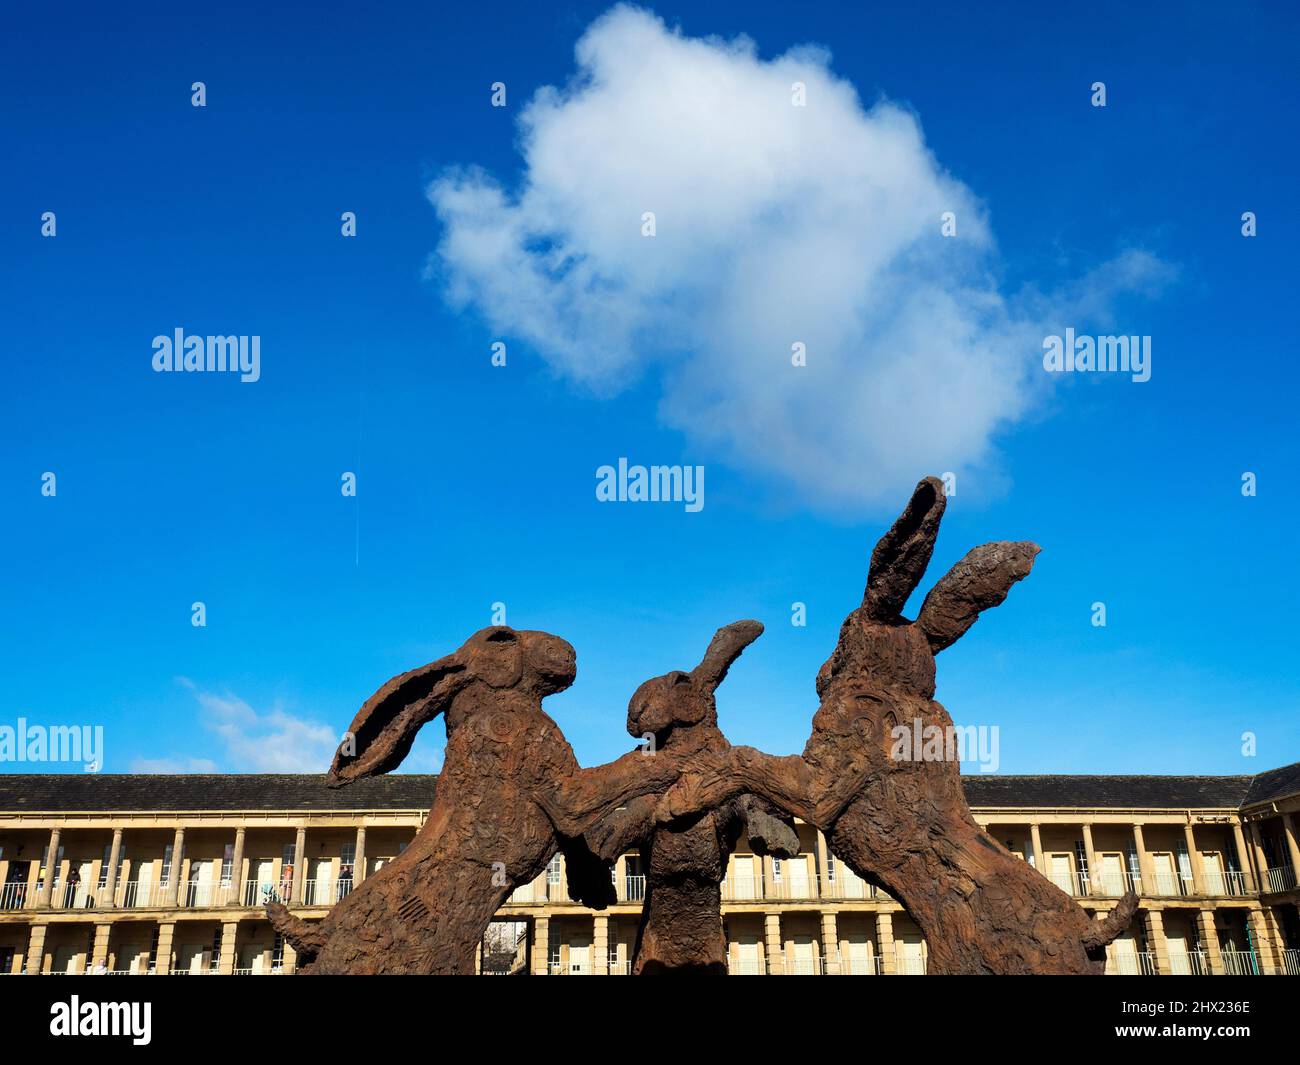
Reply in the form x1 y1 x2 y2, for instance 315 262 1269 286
839 955 883 975
1265 865 1297 893
1166 949 1209 976
1047 870 1089 897
823 876 879 901
244 879 289 907
620 875 646 903
1220 950 1260 976
1149 871 1195 897
895 955 926 975
766 875 822 901
1089 870 1141 897
1201 870 1249 896
1 882 29 910
785 956 824 975
1281 948 1300 975
730 959 765 975
115 881 168 908
1110 951 1159 975
721 876 764 901
181 882 233 908
608 961 631 975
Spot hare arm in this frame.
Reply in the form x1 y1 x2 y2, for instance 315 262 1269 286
916 541 1040 653
540 748 686 837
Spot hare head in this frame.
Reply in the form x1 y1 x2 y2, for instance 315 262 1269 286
327 626 576 786
814 475 1039 723
627 620 763 745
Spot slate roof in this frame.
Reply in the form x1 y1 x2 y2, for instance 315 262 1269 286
0 774 436 813
0 764 1295 814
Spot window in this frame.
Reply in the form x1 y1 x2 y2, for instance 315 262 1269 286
221 844 235 886
341 842 356 864
826 853 836 882
99 843 112 887
160 844 174 886
547 854 562 885
772 858 782 882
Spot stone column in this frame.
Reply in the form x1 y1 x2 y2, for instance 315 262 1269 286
26 924 48 974
37 827 60 908
1282 813 1300 876
876 911 896 975
103 828 124 909
1248 822 1270 891
815 829 831 899
218 920 238 974
1081 823 1098 895
764 912 783 974
1143 910 1170 975
1231 821 1256 892
1197 909 1223 974
820 911 840 974
162 827 185 907
1029 822 1045 871
532 916 550 975
1132 824 1155 895
282 941 297 974
91 923 111 972
1247 907 1278 974
354 826 367 884
291 826 306 904
1183 823 1206 895
227 827 245 906
593 914 609 975
155 921 176 974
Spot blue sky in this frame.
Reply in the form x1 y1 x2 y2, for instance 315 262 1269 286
2 0 1296 779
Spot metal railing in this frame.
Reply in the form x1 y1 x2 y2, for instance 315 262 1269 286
1281 948 1300 975
730 959 765 975
823 875 876 900
1110 951 1159 975
839 955 883 975
1047 870 1089 897
1089 870 1141 897
1149 871 1195 896
1264 865 1297 893
0 883 29 910
1201 870 1249 896
785 956 824 975
620 875 646 902
895 955 926 975
766 875 822 901
181 882 232 908
1166 949 1209 976
115 881 168 908
1220 950 1260 976
721 875 764 901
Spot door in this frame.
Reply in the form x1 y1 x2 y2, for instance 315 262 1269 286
567 936 591 974
1153 852 1177 894
1100 853 1124 895
839 864 868 900
1166 930 1191 974
785 855 811 899
729 856 758 899
132 861 154 907
1202 851 1224 893
310 858 333 905
1049 853 1074 895
1110 935 1139 974
252 859 275 904
896 935 925 974
188 859 215 906
789 934 817 975
733 937 762 975
843 934 874 975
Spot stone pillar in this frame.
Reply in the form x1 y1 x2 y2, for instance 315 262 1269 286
1248 822 1270 890
532 916 550 975
227 827 245 906
1197 909 1223 974
1247 907 1278 974
1081 823 1098 895
37 827 61 908
1029 822 1045 871
1283 814 1300 876
354 826 367 884
292 826 306 904
26 924 48 974
815 829 831 899
1143 910 1170 975
155 921 176 974
91 923 111 972
218 920 238 974
103 828 124 909
764 912 783 974
1183 823 1206 895
1132 824 1155 895
820 911 840 974
593 914 609 975
876 911 896 974
1231 822 1256 892
283 941 297 974
162 827 185 907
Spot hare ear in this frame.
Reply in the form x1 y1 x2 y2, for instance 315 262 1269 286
327 654 468 787
690 620 764 692
916 541 1040 653
863 476 947 621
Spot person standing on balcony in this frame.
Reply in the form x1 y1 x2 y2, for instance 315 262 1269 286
65 866 80 908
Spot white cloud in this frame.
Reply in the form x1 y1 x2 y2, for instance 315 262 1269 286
429 4 1172 509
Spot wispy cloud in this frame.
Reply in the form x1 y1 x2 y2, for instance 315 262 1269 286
428 4 1173 510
